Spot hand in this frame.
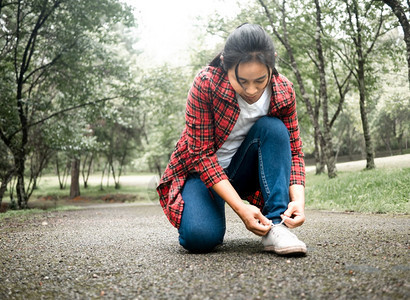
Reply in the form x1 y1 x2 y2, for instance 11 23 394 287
211 180 272 236
237 204 272 236
281 200 305 228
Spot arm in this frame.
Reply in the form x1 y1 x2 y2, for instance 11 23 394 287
281 184 305 228
186 70 228 187
213 179 272 236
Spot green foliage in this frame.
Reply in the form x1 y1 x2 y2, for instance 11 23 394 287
371 63 410 154
133 64 191 175
306 168 410 213
202 0 408 162
0 0 138 207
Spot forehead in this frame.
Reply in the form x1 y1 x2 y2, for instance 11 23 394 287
235 61 269 79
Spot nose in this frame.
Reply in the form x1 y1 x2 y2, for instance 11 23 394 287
245 84 258 95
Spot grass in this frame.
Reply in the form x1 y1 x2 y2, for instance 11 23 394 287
29 174 156 199
305 167 410 214
1 174 158 214
1 168 409 217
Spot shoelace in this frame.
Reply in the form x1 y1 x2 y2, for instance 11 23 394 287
273 219 286 227
261 217 287 228
271 216 287 227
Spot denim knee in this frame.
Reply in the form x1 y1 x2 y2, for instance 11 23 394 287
179 224 225 253
253 116 290 141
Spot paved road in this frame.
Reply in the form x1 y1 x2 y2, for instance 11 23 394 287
306 153 410 173
0 204 408 299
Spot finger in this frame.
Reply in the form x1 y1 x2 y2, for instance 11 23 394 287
249 222 271 236
257 213 272 226
283 204 295 218
283 214 305 228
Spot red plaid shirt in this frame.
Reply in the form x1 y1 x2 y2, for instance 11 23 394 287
157 66 305 228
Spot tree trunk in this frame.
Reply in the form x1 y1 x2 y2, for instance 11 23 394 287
56 155 63 189
14 150 29 209
100 163 108 191
110 162 120 190
258 0 334 178
358 60 376 169
0 171 13 207
70 158 80 198
314 0 337 178
346 0 377 169
0 182 6 208
81 152 94 189
314 128 325 174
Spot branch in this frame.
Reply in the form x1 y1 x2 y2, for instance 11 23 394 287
7 96 120 140
277 56 292 68
364 8 385 59
14 0 21 82
22 52 63 84
333 46 357 81
257 0 288 47
330 60 353 128
307 50 320 70
343 0 359 48
19 0 62 84
0 1 19 9
0 128 11 148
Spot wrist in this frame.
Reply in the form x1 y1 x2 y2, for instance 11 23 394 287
289 184 305 203
231 199 247 215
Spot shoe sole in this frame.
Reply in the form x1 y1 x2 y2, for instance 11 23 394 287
264 245 307 255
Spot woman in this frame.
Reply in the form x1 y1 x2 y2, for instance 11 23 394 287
157 24 307 255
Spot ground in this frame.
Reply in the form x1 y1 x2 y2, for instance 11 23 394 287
0 204 408 299
0 155 409 299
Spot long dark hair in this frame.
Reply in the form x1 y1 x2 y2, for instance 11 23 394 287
209 24 279 78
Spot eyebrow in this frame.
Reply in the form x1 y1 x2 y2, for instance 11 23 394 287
238 74 268 81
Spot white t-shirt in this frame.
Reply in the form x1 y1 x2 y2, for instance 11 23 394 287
216 86 271 169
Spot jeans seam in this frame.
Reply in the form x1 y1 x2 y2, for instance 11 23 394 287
228 138 260 179
258 142 270 199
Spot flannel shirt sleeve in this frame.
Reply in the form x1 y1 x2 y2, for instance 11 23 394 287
282 84 306 186
185 71 228 188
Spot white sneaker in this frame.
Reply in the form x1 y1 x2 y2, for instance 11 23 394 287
262 224 307 255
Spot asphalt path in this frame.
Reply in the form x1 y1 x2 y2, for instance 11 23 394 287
87 154 410 188
0 203 408 299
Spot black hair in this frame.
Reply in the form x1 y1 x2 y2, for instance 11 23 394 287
209 24 279 79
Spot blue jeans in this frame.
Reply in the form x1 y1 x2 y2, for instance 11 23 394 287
178 117 291 253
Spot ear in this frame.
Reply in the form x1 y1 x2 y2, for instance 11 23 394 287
220 55 227 71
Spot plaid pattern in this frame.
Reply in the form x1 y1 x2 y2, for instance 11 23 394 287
157 66 305 228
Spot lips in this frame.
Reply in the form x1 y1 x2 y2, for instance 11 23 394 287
244 95 258 103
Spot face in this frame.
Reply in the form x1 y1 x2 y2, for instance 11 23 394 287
227 61 271 104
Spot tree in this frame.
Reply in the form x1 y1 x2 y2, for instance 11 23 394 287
0 0 134 208
69 157 80 198
380 0 410 88
341 0 394 169
256 0 354 177
0 141 14 206
372 61 410 155
93 106 141 189
135 65 190 176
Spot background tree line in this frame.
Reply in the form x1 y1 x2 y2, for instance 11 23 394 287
0 0 409 210
201 0 409 178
